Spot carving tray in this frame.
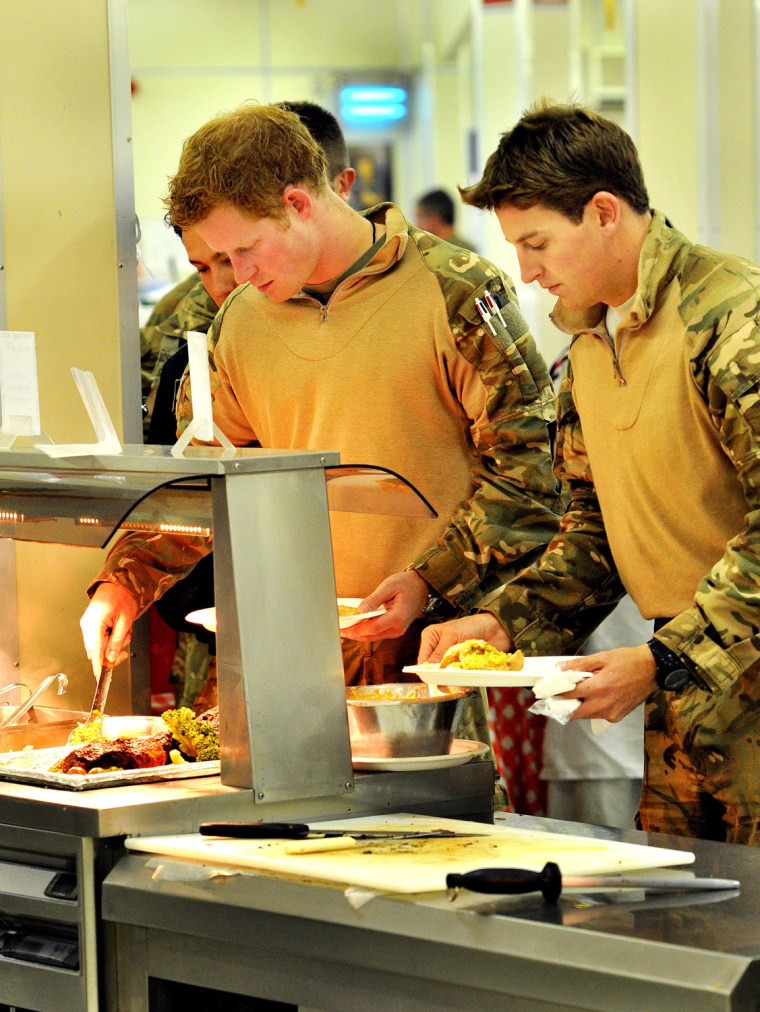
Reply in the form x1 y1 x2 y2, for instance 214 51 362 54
0 744 219 790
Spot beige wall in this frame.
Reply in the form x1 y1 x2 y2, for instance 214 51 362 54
0 0 139 443
636 0 756 258
717 0 755 260
0 0 141 712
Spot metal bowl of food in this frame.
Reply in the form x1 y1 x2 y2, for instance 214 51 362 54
346 683 472 759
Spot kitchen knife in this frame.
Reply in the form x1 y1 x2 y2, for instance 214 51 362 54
199 821 489 841
446 861 740 903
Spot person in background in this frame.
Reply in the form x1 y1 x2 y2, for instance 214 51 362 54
80 103 563 787
139 270 199 435
142 229 235 443
532 350 647 830
540 596 647 829
415 188 477 253
421 99 760 846
139 101 357 712
278 99 356 201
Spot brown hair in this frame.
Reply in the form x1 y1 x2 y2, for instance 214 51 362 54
460 99 649 223
166 103 329 228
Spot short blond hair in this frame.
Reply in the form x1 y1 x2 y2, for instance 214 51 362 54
166 103 329 227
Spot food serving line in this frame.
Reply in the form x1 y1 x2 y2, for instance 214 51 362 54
0 446 496 1011
1 446 759 1011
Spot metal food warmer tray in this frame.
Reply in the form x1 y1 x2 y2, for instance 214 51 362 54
0 445 494 810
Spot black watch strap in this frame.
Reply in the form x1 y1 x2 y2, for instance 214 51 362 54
648 638 691 691
424 590 457 620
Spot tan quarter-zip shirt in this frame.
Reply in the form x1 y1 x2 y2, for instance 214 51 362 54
569 279 747 618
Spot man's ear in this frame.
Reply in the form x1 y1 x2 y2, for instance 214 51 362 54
590 191 621 233
331 168 356 203
283 187 313 220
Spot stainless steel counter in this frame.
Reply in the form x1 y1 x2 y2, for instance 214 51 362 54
102 814 760 1011
0 761 494 1012
0 761 496 839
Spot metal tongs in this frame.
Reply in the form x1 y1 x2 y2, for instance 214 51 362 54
0 673 68 729
67 663 114 743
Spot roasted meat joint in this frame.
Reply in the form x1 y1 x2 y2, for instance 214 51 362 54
0 707 220 779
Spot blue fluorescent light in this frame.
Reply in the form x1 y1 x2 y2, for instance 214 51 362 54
342 86 407 104
340 85 408 127
341 103 407 122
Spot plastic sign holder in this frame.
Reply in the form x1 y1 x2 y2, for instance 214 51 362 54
36 367 122 458
171 331 233 457
0 332 49 448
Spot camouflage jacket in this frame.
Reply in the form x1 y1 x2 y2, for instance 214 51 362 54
96 204 562 614
140 273 199 394
489 210 760 692
139 276 217 435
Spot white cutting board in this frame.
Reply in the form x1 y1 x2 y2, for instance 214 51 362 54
125 814 695 895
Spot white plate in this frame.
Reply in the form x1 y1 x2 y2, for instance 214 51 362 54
186 601 387 634
403 656 577 688
337 597 386 630
101 715 164 738
186 607 217 632
351 738 488 772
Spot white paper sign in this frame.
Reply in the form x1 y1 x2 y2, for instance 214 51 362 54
0 331 41 436
186 331 214 442
171 331 233 457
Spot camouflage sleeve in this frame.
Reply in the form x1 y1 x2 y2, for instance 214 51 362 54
485 362 626 654
88 532 212 616
410 273 565 612
654 316 760 691
140 274 200 398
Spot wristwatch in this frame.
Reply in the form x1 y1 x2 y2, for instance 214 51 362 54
421 584 458 621
647 637 692 691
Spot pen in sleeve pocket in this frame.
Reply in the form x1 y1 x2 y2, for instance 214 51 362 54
484 289 507 327
474 297 497 335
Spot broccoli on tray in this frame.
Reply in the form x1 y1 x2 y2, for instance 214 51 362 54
160 707 220 762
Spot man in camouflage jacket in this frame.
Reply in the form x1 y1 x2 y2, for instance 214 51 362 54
140 273 217 437
140 272 199 402
422 100 760 845
81 105 562 716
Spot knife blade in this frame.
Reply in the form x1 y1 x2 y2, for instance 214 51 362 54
446 861 740 903
199 821 489 841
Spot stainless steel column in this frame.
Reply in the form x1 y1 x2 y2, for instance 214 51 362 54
213 463 354 801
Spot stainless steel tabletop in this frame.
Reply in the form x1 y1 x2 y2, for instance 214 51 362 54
102 813 760 1011
0 760 496 839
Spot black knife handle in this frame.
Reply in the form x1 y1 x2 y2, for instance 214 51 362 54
446 862 562 903
199 822 310 839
